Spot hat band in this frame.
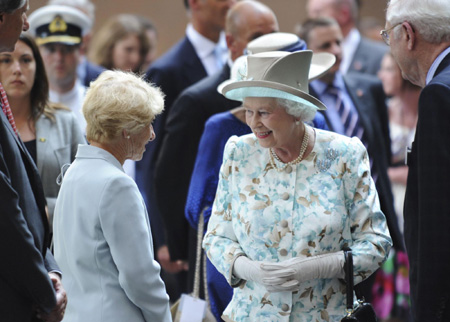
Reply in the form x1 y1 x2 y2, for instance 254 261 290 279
225 86 319 110
36 35 82 46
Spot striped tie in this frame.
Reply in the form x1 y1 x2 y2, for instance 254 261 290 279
328 85 377 182
328 85 364 140
0 83 19 136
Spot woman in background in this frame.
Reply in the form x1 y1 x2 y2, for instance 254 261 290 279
372 52 419 322
88 14 150 74
0 33 85 228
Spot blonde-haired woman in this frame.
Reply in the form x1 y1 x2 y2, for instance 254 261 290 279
53 70 171 322
88 14 150 73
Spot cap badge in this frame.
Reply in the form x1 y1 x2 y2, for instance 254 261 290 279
49 15 68 33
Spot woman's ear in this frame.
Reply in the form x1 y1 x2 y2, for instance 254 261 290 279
123 129 130 139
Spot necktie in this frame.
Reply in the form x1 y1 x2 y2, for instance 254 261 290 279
328 85 364 140
0 82 19 136
213 45 225 70
328 85 378 182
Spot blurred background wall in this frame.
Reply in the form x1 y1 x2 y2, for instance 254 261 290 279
29 0 388 60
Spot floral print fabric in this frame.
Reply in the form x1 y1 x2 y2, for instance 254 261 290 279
203 129 392 322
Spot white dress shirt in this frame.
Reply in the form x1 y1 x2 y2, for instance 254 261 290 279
186 23 227 76
340 28 361 74
49 79 87 133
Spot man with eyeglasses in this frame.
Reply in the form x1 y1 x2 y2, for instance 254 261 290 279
28 4 92 133
384 0 450 320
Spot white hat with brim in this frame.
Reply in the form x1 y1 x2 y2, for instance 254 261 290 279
28 5 91 46
222 50 335 110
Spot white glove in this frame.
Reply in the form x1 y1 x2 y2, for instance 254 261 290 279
233 256 300 292
261 251 345 284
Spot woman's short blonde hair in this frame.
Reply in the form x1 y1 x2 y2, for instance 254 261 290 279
83 70 164 143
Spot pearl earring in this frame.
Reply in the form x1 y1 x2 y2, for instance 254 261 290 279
295 120 301 125
126 136 130 139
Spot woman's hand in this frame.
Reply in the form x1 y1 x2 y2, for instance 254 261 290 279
233 256 300 292
261 251 345 284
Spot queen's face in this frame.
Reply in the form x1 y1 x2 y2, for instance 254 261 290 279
0 40 36 100
128 123 155 161
244 97 297 150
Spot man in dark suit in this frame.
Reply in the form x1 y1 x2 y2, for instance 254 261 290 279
385 0 450 320
300 17 404 300
0 0 66 320
136 0 236 298
137 0 236 269
306 0 387 76
154 0 278 293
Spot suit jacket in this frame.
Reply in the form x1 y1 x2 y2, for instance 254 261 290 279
136 36 207 250
348 37 387 76
310 73 403 252
78 59 105 87
404 53 450 321
53 145 171 322
154 64 240 260
0 109 57 320
35 109 86 227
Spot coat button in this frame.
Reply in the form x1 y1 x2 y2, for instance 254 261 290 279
279 248 288 256
280 220 288 228
281 303 290 312
282 192 289 200
285 165 292 173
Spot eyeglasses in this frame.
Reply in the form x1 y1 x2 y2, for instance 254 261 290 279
380 22 403 46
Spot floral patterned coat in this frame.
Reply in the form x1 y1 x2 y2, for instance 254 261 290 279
203 129 392 322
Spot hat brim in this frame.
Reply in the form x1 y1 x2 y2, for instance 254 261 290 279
223 80 327 110
36 35 82 46
217 52 335 100
310 52 335 80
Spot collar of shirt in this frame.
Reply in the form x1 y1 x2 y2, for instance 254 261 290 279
311 72 346 96
186 23 227 75
340 28 361 74
310 72 353 135
426 46 450 85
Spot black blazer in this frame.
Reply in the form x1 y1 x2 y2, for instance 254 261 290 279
81 60 105 87
0 111 58 320
347 37 387 76
310 73 404 252
154 64 241 260
136 36 207 250
404 53 450 321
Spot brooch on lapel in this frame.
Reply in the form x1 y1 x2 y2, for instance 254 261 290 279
316 148 338 172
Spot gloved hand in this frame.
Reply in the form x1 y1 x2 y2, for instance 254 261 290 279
233 256 300 292
261 251 345 284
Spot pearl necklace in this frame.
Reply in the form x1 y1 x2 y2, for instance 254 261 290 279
269 124 309 172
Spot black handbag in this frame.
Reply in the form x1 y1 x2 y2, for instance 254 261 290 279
341 249 378 322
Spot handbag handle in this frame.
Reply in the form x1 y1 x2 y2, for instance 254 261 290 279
344 248 367 314
344 248 354 312
193 208 210 307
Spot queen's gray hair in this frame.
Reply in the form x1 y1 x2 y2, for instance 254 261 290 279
0 0 27 13
276 98 316 123
387 0 450 44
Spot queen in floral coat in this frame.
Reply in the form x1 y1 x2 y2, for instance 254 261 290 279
203 50 392 322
